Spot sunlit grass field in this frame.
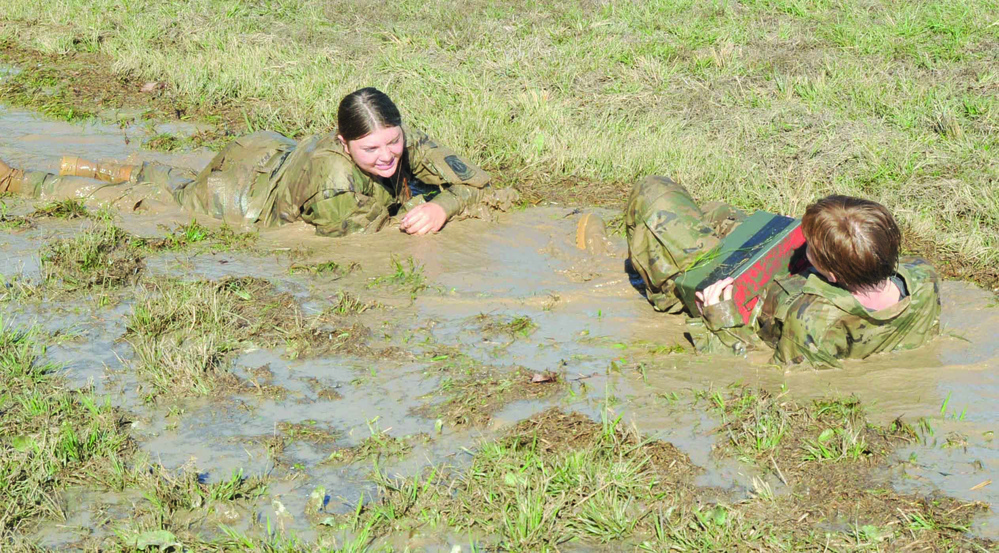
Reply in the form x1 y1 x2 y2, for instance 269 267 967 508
2 0 998 279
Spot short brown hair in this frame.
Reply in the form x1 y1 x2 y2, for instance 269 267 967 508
802 195 900 292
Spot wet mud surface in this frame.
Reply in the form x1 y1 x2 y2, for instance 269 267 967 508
1 104 997 549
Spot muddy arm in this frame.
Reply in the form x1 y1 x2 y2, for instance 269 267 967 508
300 192 390 237
297 154 394 236
685 299 767 355
429 183 488 219
404 126 492 219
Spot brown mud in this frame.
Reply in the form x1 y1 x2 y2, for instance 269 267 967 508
0 103 997 549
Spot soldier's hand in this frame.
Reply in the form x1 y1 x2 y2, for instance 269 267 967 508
695 277 735 314
400 202 447 235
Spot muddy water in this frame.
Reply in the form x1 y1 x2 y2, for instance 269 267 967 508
1 104 997 545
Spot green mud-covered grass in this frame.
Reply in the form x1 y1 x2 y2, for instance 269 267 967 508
0 323 267 548
40 220 145 290
125 276 303 398
289 260 361 280
0 323 133 539
0 199 34 231
706 387 917 471
473 313 538 339
124 276 385 399
323 291 377 317
277 421 343 446
419 364 565 427
326 430 432 466
0 313 992 549
368 256 428 299
329 404 992 552
3 213 263 308
138 219 259 254
29 198 90 219
2 0 999 287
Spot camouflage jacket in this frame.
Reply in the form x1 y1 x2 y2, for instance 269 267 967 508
686 257 942 369
174 125 492 236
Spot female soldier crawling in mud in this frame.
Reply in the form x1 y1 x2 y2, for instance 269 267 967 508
0 87 514 236
619 176 941 369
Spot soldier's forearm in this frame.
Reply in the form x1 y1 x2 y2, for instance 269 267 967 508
430 184 485 220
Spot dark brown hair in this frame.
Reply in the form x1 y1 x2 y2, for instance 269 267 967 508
802 195 901 292
336 87 402 141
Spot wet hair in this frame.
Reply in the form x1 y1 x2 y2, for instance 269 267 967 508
336 87 402 141
802 195 901 293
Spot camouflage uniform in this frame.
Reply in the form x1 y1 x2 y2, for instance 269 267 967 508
18 125 512 236
625 175 942 369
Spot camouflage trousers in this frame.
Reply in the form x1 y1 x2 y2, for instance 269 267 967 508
18 162 197 210
624 176 745 313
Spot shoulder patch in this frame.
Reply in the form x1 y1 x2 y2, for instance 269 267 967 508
444 155 475 181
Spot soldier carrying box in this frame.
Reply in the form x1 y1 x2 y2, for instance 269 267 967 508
618 175 941 369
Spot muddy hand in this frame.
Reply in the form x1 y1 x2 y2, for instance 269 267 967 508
400 202 447 235
695 277 735 315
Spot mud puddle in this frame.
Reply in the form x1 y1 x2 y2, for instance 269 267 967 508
1 103 997 547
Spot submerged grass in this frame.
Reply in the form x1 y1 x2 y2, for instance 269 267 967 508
2 0 998 285
420 365 564 427
139 219 258 254
474 313 538 339
343 398 991 551
710 387 912 472
125 276 378 398
326 427 431 466
289 260 360 280
40 220 144 290
0 199 33 230
0 321 133 538
124 276 299 398
30 198 89 219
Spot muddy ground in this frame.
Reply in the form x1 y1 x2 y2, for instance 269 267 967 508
0 82 998 550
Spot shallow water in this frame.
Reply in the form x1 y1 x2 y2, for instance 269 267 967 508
1 104 996 545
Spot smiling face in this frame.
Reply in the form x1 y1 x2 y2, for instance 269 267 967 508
339 126 405 179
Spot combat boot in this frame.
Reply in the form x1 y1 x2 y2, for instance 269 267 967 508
59 155 140 184
0 158 26 194
576 212 610 255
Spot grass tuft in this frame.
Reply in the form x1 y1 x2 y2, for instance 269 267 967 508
40 221 144 289
30 198 88 219
0 321 132 537
140 219 258 254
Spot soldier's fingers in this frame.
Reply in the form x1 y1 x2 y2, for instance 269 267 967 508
400 211 415 228
412 220 434 235
722 283 734 302
405 215 432 235
703 283 722 305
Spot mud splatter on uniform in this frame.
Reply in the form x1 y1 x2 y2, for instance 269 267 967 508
625 175 941 369
18 125 514 236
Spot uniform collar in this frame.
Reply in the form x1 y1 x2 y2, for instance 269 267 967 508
801 265 913 321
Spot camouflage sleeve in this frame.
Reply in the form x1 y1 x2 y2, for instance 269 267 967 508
686 308 766 357
405 126 491 219
298 155 389 236
771 296 845 369
298 192 383 236
429 184 486 219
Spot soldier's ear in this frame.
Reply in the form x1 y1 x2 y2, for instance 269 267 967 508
336 135 350 155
